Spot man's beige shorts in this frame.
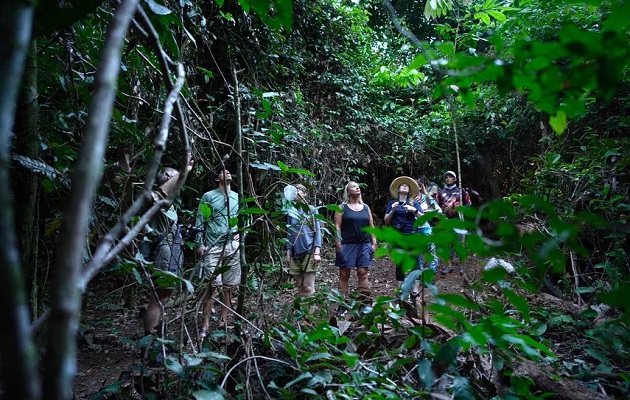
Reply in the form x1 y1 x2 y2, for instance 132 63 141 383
201 240 241 286
289 254 319 276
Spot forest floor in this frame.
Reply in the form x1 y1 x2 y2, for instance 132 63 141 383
74 251 484 399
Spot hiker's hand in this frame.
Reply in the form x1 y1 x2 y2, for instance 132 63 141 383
197 245 207 257
314 254 321 263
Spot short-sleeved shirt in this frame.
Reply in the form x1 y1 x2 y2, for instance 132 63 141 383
196 189 239 246
340 204 371 243
385 199 423 234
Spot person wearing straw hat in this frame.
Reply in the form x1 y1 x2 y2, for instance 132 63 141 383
437 170 471 274
285 184 322 298
384 176 425 298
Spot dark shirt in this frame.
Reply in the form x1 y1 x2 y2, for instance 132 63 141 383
340 204 371 243
437 185 471 218
385 199 423 234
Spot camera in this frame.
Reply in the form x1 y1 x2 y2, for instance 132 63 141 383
180 224 204 240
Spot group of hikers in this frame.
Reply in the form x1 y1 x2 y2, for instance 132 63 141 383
139 162 471 359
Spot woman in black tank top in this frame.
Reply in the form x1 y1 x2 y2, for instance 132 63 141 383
334 181 377 311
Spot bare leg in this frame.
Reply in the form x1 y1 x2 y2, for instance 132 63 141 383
143 288 173 335
218 285 232 326
299 272 316 297
338 268 351 295
356 267 370 295
201 284 216 332
293 273 303 294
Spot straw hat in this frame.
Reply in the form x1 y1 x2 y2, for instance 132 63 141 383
389 176 420 199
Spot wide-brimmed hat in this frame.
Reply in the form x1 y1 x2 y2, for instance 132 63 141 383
444 170 457 180
389 176 420 199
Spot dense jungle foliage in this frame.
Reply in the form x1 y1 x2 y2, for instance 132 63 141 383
1 0 629 399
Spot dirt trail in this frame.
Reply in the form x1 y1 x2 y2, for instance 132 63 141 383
74 253 483 398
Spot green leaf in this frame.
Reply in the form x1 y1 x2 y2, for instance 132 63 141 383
241 207 268 215
284 372 312 389
438 293 480 311
503 289 530 321
475 12 491 26
277 160 289 171
436 41 455 57
165 356 184 375
307 371 332 388
304 352 332 362
549 111 567 134
574 287 594 294
275 0 294 30
417 359 434 388
598 285 630 314
285 341 297 359
197 351 232 361
453 377 475 400
131 267 143 284
434 338 460 366
486 10 506 22
200 203 212 219
342 351 359 368
409 53 428 70
192 389 225 400
145 0 172 15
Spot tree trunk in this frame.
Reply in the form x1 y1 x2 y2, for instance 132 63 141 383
42 1 140 398
0 1 41 400
13 39 41 320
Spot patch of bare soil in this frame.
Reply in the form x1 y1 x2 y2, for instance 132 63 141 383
74 252 484 399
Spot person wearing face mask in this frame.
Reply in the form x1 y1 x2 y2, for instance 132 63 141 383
437 170 471 274
384 176 424 298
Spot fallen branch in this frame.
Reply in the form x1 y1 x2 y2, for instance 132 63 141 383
511 359 609 400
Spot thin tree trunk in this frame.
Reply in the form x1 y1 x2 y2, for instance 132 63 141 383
42 1 140 399
233 65 248 324
0 1 41 400
14 39 41 320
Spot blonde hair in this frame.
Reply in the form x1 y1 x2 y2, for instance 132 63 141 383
342 181 364 204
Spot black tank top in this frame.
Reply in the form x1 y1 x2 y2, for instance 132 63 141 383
340 204 371 243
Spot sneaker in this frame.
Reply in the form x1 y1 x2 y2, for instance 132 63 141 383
336 307 348 317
